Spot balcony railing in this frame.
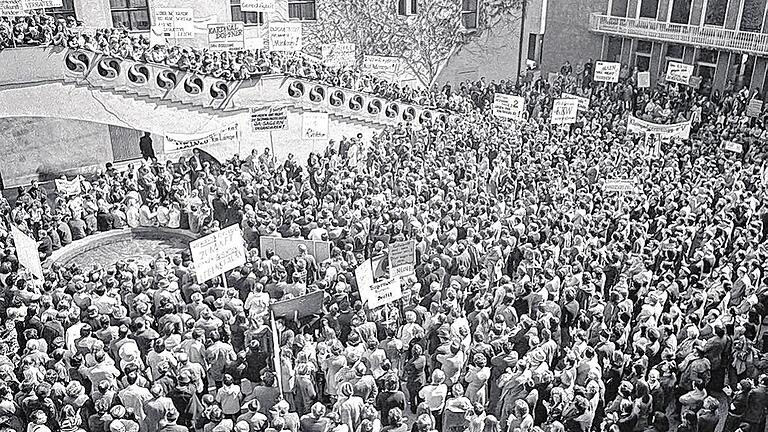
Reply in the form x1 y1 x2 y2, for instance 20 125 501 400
589 13 768 57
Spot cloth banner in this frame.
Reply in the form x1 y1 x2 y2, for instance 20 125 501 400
54 176 82 196
207 22 244 52
11 226 44 280
271 290 324 318
164 124 240 153
492 94 525 119
388 240 416 277
190 225 247 283
258 237 332 262
551 99 578 125
666 62 693 85
362 55 400 80
241 0 275 12
561 92 589 112
362 277 402 309
153 8 194 39
321 43 356 68
269 22 302 52
302 112 329 140
594 61 620 83
627 115 691 140
251 107 288 131
22 0 61 9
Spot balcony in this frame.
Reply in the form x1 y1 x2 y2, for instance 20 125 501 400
589 13 768 57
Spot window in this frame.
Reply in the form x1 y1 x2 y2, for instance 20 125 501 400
109 0 150 31
48 0 77 21
288 0 316 20
669 0 691 23
398 0 417 15
461 0 479 29
231 0 264 24
740 0 767 32
639 0 659 18
635 40 652 72
666 44 684 60
704 0 728 26
611 0 629 17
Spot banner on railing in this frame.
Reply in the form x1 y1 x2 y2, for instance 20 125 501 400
562 92 590 112
207 22 245 51
165 124 240 153
637 72 650 88
551 99 579 125
594 61 620 83
241 0 275 12
321 43 356 68
666 62 693 85
492 94 525 119
302 112 329 140
154 8 194 39
627 115 690 140
269 22 302 52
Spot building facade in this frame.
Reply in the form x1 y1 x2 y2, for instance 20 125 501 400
583 0 768 93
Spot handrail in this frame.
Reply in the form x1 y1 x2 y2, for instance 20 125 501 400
588 13 768 56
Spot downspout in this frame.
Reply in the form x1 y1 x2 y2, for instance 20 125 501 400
516 0 528 84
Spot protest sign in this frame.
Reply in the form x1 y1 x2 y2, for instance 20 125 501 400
22 0 61 8
355 259 375 295
11 226 44 280
321 43 356 68
189 225 247 283
154 8 194 39
258 237 332 262
270 290 324 318
54 176 82 196
0 0 26 17
388 240 416 277
241 0 275 12
723 141 743 153
561 92 590 112
362 277 402 309
492 94 525 119
269 22 302 52
548 72 559 85
747 99 763 117
637 71 651 88
627 116 691 140
207 22 244 51
689 76 702 90
251 107 288 131
604 179 635 193
164 124 240 153
302 112 329 140
666 62 694 85
594 61 620 83
551 99 578 125
362 55 400 80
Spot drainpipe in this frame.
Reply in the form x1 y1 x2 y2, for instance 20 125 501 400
516 0 528 84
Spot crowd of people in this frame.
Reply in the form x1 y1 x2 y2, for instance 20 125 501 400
0 11 444 107
2 33 768 432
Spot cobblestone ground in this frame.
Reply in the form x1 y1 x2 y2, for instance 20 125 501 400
65 235 189 269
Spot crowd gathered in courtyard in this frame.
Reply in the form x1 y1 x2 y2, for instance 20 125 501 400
2 12 768 432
